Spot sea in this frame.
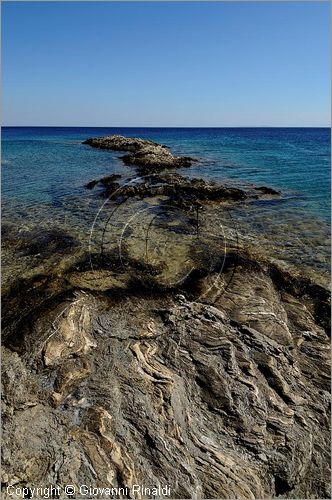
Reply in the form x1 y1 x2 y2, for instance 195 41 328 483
2 127 331 283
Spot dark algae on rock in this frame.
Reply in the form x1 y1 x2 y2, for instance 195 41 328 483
2 135 330 499
85 172 247 205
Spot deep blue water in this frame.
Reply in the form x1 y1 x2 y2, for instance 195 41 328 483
2 126 330 224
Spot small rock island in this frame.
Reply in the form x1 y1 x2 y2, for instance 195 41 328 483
83 134 196 172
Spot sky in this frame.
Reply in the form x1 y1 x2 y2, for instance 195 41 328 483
2 1 330 127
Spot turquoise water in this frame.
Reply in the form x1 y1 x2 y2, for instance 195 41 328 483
2 127 330 282
2 127 330 222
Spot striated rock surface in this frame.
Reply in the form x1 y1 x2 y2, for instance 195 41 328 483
1 247 330 499
83 135 196 171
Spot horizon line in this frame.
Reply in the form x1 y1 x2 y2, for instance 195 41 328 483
2 125 331 129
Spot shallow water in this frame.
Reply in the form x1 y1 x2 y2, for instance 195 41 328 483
2 127 330 286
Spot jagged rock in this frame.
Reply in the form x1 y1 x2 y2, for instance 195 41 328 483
83 135 196 171
120 146 194 171
83 135 162 152
86 172 247 204
84 171 282 208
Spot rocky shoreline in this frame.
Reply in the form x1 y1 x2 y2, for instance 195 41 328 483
2 136 330 499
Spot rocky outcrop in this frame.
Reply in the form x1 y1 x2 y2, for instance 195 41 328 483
2 136 330 499
120 147 193 172
83 135 162 152
83 135 196 171
85 172 247 203
1 248 330 499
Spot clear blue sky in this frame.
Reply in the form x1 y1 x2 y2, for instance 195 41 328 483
2 1 330 127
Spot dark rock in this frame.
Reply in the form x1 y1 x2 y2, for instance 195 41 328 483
85 179 99 189
2 227 78 259
85 174 121 190
91 172 247 204
99 173 121 186
85 180 99 189
254 186 280 195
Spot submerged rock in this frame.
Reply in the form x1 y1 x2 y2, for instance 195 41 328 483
85 174 121 190
254 186 280 196
85 172 247 204
2 226 78 259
